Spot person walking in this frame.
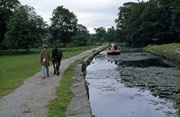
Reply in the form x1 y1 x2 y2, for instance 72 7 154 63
40 45 50 79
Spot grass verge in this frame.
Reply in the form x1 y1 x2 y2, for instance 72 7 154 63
144 43 180 66
0 46 96 98
47 59 83 117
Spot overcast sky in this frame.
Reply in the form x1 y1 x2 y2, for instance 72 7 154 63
19 0 140 33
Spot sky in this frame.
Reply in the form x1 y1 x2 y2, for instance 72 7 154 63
19 0 140 33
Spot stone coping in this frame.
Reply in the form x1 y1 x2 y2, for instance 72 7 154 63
65 46 106 117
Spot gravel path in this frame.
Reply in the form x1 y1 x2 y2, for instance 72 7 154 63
0 46 103 117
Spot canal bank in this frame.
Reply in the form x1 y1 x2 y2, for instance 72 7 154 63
144 45 180 116
85 47 179 117
65 46 106 117
144 43 180 67
66 45 180 117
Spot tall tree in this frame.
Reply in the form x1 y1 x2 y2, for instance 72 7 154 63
72 24 90 46
106 26 117 42
0 0 20 43
94 27 106 42
115 2 137 30
172 0 180 42
156 0 176 44
50 6 78 47
127 1 148 46
115 2 138 45
115 0 178 47
5 5 46 51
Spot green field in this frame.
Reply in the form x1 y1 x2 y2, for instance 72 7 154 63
0 46 96 98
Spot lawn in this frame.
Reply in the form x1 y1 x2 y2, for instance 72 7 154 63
0 46 96 98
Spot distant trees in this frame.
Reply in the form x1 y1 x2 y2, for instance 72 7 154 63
1 2 94 50
50 6 78 47
5 5 46 51
2 0 180 50
115 0 180 47
71 24 90 46
91 0 180 47
94 27 106 42
106 27 117 42
0 0 46 50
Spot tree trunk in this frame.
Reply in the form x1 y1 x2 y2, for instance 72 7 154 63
25 44 29 53
63 42 66 47
26 47 29 53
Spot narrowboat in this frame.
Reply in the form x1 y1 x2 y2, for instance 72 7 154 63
107 43 121 55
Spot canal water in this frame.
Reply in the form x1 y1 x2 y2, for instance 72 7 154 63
85 48 179 117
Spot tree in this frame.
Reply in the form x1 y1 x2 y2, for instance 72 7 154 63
172 0 180 42
94 27 106 42
106 26 117 42
155 0 176 44
115 0 178 47
0 0 20 43
72 24 90 46
50 6 78 47
115 2 137 30
115 2 138 45
126 1 148 46
5 5 46 51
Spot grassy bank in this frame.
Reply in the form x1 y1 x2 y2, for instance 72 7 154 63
0 46 96 98
144 43 180 65
47 59 83 117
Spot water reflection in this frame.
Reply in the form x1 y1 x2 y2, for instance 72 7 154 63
86 50 178 117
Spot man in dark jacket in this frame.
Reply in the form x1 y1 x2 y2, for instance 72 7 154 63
40 45 50 79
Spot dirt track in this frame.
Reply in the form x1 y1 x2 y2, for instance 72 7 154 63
0 46 103 117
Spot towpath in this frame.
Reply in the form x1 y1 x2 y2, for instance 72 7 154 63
0 46 103 117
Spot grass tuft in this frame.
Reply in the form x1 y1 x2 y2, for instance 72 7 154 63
144 43 180 68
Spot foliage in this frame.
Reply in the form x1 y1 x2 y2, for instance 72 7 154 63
4 5 46 51
71 24 90 46
94 27 106 42
115 2 137 30
172 0 180 42
0 0 20 43
50 6 78 47
106 26 117 42
1 2 93 50
115 0 180 47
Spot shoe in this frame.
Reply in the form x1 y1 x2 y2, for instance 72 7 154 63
42 77 45 79
47 75 49 77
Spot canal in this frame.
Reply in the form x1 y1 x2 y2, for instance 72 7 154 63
85 48 180 117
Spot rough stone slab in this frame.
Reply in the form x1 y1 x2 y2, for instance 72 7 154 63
68 113 92 117
66 64 92 117
175 48 180 54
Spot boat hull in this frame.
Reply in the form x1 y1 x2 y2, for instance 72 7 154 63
107 50 121 55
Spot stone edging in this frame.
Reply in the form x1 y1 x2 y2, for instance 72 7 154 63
82 46 107 73
65 46 106 117
144 50 177 61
